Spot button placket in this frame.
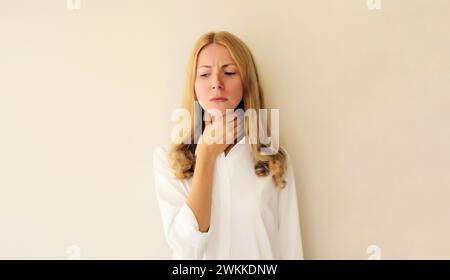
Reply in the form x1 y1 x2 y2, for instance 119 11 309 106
216 153 232 259
220 154 232 258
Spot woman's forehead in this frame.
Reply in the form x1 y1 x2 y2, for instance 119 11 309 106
197 43 236 66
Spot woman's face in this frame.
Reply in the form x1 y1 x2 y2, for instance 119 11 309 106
194 43 243 116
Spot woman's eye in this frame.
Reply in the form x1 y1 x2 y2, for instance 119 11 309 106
199 72 235 77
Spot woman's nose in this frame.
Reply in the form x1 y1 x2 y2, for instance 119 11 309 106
211 75 223 90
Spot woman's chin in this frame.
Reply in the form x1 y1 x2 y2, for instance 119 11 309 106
204 105 234 115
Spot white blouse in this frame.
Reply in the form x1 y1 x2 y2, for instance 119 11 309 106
153 136 304 260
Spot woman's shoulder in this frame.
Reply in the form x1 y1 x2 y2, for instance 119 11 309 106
153 144 172 168
278 145 294 169
154 143 171 155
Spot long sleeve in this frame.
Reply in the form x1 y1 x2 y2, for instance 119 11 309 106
278 149 304 260
153 145 210 259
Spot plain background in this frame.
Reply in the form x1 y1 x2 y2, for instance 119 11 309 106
1 0 449 259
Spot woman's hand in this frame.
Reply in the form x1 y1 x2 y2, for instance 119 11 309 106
197 110 243 158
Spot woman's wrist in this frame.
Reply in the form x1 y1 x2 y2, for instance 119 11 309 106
196 144 219 162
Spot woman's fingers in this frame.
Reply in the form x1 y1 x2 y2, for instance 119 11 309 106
225 115 244 143
235 117 245 140
204 111 212 126
203 110 244 144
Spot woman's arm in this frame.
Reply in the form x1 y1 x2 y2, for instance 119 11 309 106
186 148 216 233
278 149 304 259
153 112 241 259
187 111 242 233
153 146 211 259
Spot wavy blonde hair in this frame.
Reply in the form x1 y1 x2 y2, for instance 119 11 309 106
169 31 288 190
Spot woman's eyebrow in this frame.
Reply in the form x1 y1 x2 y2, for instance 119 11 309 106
198 63 236 68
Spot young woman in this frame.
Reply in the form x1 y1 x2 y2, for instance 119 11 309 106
153 31 304 260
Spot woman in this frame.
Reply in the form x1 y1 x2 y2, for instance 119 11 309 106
153 31 304 260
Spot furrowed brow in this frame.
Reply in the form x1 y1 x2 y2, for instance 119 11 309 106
198 63 236 68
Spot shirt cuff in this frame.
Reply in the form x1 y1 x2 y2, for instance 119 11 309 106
173 202 211 251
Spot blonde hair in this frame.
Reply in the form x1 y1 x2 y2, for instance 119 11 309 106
169 31 288 190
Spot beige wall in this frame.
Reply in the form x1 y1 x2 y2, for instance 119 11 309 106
1 0 449 259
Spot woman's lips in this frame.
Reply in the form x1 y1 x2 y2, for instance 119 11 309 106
209 97 228 102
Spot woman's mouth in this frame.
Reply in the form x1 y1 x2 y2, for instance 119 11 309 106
209 97 228 102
